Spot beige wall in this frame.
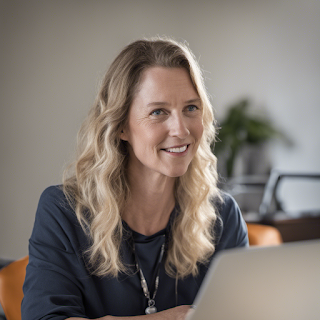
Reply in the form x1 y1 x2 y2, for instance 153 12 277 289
1 0 320 259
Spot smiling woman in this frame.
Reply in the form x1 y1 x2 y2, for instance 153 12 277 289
21 37 248 320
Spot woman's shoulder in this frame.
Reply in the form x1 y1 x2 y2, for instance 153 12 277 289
31 185 85 253
38 185 75 213
39 184 67 203
35 185 78 228
212 191 240 217
212 191 249 249
220 191 240 213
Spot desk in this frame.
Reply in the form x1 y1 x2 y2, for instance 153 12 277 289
244 211 320 242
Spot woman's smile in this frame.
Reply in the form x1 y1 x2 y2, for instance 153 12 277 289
161 144 190 155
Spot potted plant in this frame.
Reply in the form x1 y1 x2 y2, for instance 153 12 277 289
213 99 286 178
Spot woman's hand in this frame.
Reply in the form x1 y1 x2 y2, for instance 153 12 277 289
153 305 192 320
68 305 192 320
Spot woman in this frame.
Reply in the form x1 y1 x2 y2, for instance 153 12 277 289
22 37 248 320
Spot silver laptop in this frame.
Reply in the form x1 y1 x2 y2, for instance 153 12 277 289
187 239 320 320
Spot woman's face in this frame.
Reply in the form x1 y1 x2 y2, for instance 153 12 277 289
121 66 203 179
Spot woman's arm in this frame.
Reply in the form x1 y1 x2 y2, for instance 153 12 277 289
67 305 191 320
22 187 91 320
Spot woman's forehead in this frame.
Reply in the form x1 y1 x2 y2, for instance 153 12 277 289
133 67 199 103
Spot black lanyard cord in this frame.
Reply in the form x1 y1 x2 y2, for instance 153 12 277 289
132 235 165 314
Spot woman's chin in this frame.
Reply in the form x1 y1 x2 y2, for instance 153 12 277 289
164 167 189 178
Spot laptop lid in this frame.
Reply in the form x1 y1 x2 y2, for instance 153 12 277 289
187 239 320 320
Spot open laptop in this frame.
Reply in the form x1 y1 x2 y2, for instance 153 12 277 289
187 239 320 320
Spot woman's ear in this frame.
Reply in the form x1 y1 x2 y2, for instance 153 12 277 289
120 128 129 141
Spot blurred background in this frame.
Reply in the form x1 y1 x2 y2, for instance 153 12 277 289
1 0 320 260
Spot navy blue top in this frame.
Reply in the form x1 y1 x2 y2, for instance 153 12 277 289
22 186 248 320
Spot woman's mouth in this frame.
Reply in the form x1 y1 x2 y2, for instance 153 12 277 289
163 145 189 153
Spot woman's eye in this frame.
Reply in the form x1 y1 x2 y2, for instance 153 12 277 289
186 105 198 112
151 109 164 116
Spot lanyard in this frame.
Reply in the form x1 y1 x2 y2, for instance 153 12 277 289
132 235 165 314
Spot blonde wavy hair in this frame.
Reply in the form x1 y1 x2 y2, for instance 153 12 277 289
63 37 221 279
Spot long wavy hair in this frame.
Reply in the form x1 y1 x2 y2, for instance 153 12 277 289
63 37 221 278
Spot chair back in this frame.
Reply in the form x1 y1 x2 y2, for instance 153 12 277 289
0 256 29 320
247 223 283 246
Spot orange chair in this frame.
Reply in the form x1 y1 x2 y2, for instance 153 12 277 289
0 256 28 320
247 223 283 246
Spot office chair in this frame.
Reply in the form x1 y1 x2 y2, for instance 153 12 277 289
247 223 283 246
0 256 28 320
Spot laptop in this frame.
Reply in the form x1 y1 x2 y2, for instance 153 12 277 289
187 239 320 320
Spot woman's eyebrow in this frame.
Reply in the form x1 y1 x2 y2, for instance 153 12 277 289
147 98 201 108
185 98 201 104
146 101 170 108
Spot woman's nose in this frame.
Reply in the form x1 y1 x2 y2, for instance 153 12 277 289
169 114 190 139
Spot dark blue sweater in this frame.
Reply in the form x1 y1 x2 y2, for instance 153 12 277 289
22 186 248 320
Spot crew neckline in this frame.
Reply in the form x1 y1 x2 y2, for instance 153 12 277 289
122 205 178 243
